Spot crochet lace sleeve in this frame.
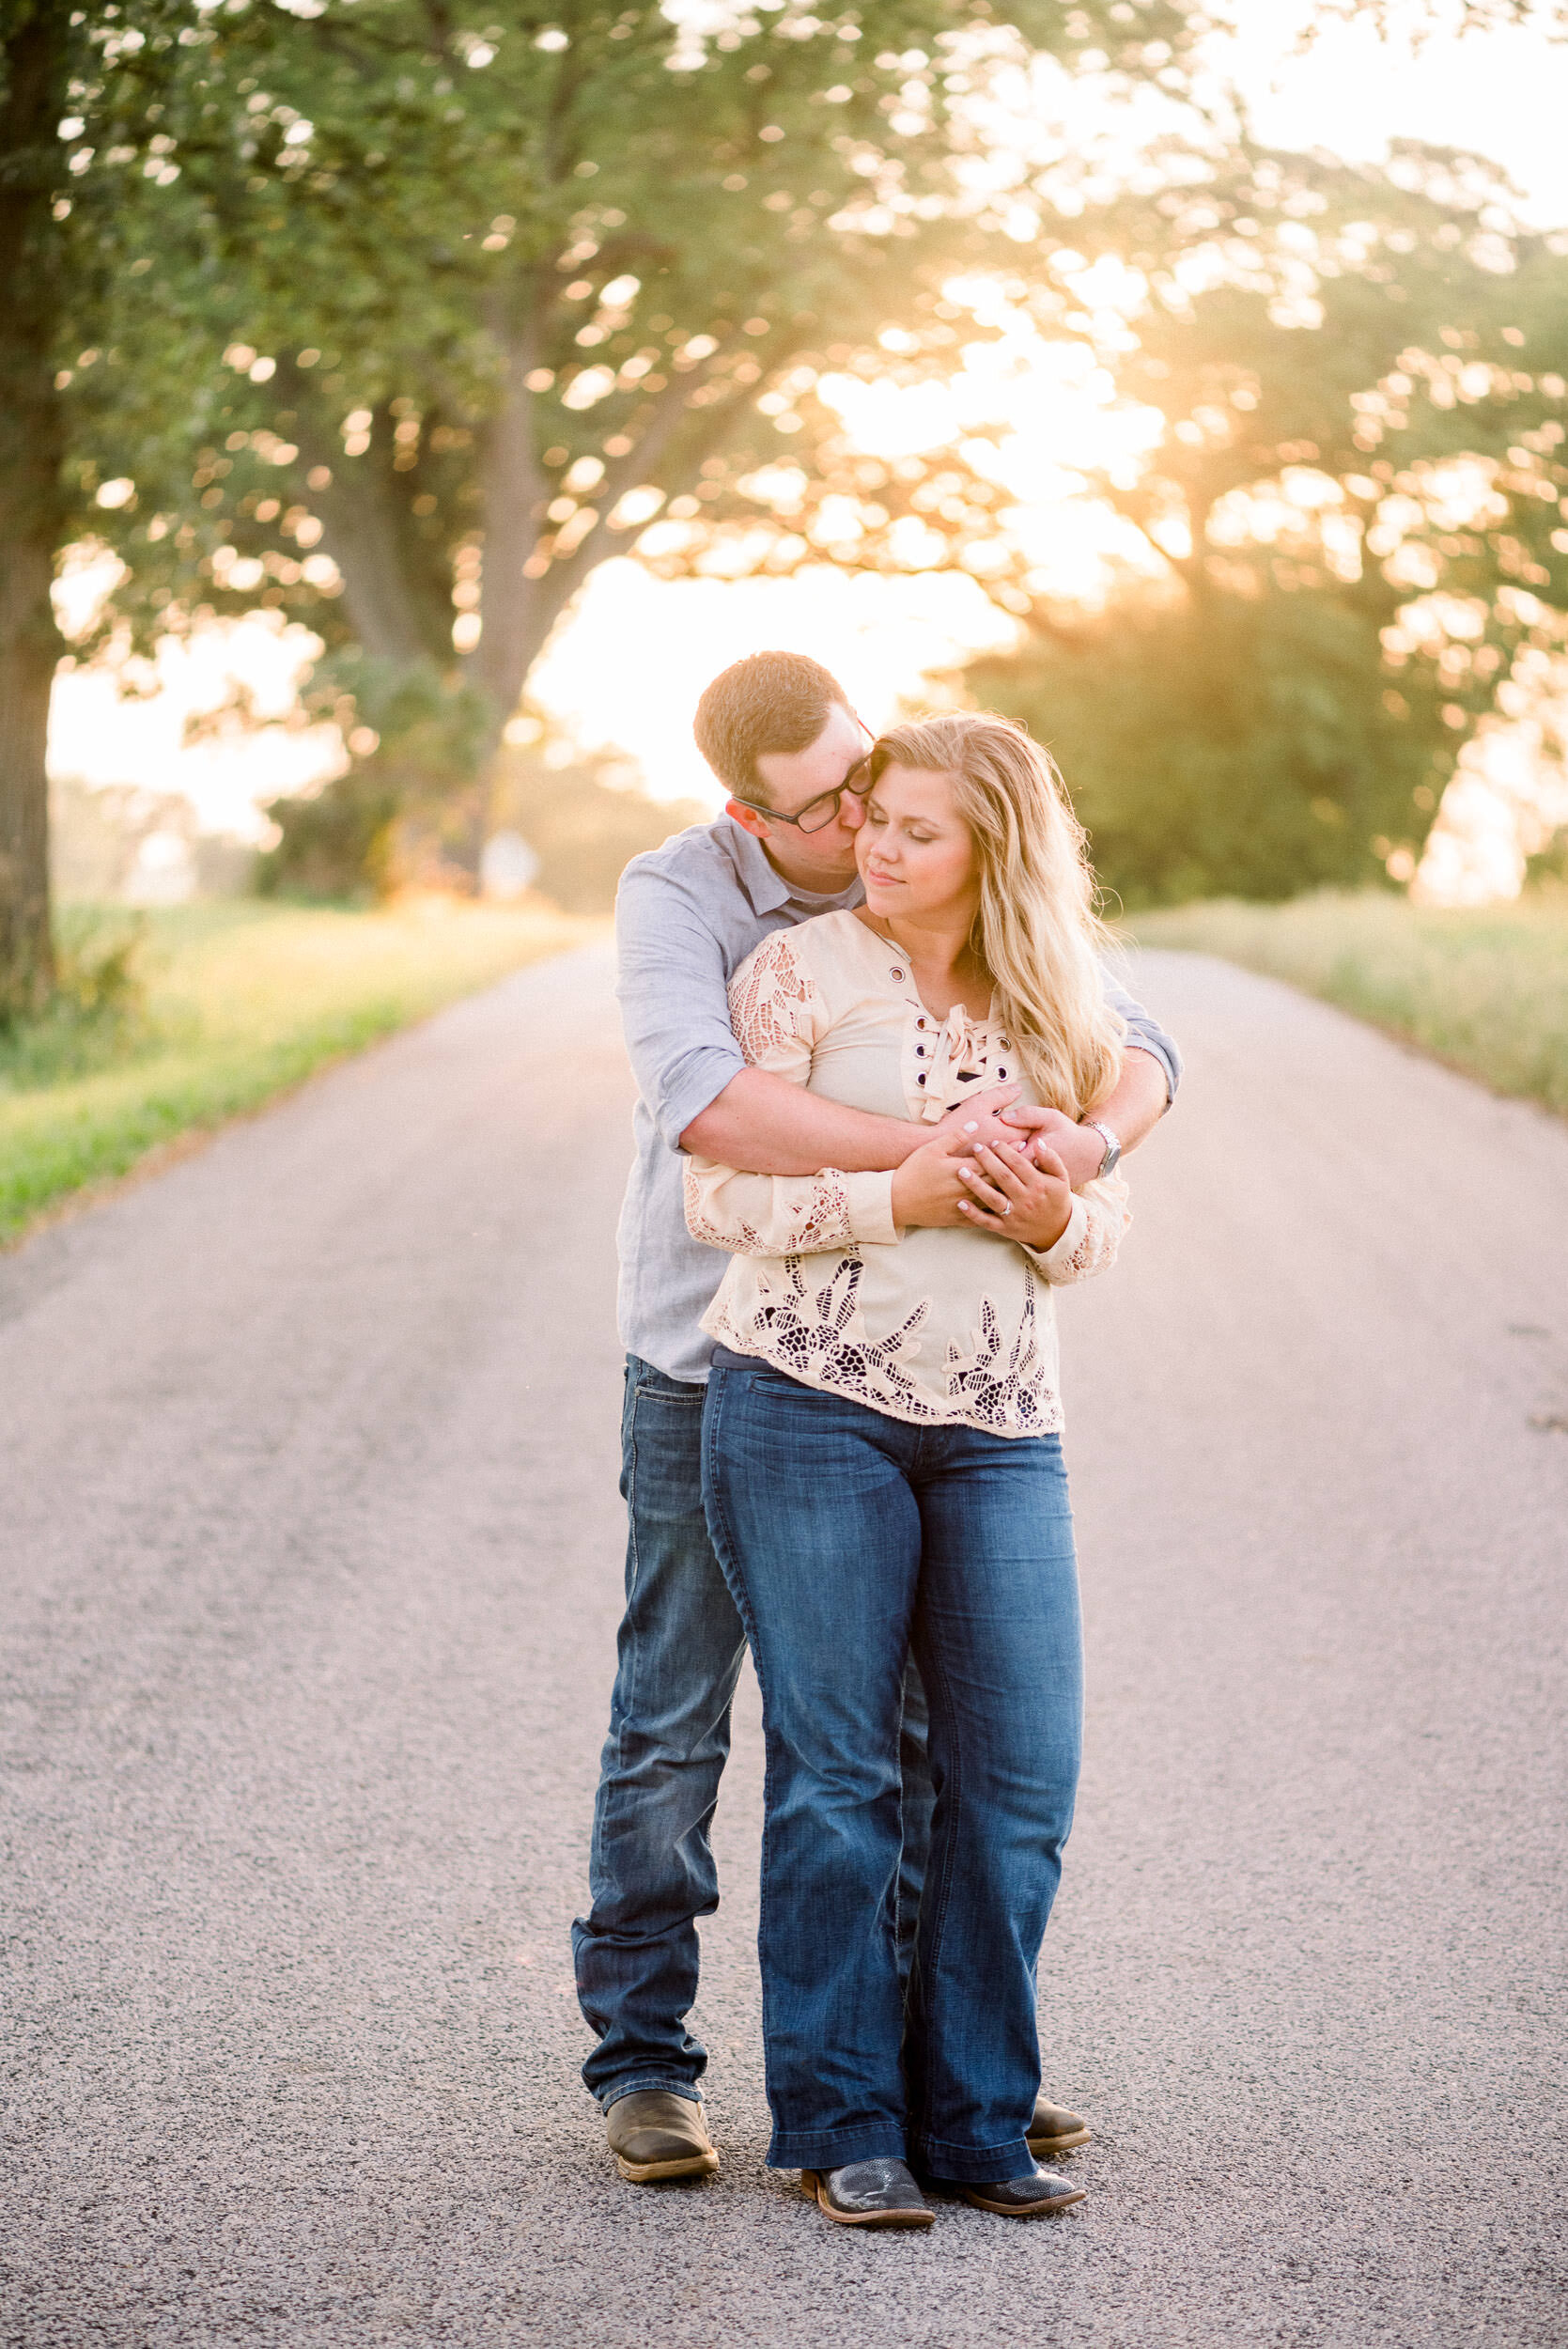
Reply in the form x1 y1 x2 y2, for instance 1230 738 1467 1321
726 927 821 1072
684 1159 897 1258
1026 1172 1130 1286
682 927 897 1257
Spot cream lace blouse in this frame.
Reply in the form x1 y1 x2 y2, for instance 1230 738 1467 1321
684 909 1129 1437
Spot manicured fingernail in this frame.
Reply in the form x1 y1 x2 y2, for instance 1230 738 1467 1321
963 1121 978 1133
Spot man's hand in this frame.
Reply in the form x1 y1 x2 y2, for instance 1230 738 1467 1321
994 1050 1172 1189
928 1083 1023 1159
996 1103 1105 1190
955 1140 1074 1252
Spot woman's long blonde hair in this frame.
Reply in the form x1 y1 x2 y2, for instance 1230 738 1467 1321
869 711 1124 1117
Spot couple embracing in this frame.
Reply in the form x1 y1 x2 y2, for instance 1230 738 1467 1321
571 652 1180 2228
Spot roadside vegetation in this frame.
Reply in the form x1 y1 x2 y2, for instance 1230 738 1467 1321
0 899 590 1244
1128 890 1568 1119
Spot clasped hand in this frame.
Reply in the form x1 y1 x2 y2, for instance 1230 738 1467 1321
891 1101 1074 1251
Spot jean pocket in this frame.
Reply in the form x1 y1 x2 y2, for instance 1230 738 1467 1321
634 1379 704 1407
739 1366 811 1396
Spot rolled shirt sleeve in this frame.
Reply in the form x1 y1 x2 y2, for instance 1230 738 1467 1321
614 863 747 1151
1100 966 1182 1105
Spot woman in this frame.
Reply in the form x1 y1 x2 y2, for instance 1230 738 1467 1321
688 712 1129 2229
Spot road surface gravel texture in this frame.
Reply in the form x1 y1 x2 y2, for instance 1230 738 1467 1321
1 942 1564 2349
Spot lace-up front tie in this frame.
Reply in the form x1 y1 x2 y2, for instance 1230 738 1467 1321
915 1003 1006 1124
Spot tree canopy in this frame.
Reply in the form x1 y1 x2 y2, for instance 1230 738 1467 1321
1 0 202 1008
963 142 1568 901
6 0 1567 963
74 0 1188 869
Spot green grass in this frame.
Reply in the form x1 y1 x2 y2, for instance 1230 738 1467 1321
1126 888 1568 1119
0 898 595 1243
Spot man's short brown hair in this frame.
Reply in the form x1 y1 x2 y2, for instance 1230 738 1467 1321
692 651 849 802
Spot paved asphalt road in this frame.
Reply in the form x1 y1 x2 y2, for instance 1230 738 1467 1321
2 941 1565 2349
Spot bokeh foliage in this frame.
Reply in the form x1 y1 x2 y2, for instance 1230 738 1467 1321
70 0 1189 888
963 141 1568 902
15 0 1568 916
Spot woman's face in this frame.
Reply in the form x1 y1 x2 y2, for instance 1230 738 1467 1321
857 762 979 926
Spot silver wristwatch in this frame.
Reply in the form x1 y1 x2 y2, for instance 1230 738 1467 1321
1081 1117 1122 1178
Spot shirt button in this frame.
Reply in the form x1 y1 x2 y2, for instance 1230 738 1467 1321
890 966 904 981
917 1074 926 1086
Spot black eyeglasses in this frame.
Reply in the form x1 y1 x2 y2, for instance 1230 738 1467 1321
730 720 877 834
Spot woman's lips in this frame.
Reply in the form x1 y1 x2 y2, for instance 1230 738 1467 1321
863 868 900 886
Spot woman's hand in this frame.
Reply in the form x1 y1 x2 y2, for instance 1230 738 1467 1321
891 1135 984 1229
955 1140 1074 1251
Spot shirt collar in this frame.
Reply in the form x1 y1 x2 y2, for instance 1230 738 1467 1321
720 815 864 917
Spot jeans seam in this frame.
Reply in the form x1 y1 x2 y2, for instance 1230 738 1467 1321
700 1372 784 2131
909 1610 962 2139
920 2129 1027 2158
615 1386 643 1775
769 2123 910 2168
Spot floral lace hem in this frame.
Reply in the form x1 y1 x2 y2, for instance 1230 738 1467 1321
703 1252 1066 1440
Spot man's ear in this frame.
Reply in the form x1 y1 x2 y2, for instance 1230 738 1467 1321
724 798 770 841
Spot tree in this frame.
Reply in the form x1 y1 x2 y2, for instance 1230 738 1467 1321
10 1 1554 966
0 4 64 1011
962 142 1568 902
75 0 1194 881
0 0 200 1016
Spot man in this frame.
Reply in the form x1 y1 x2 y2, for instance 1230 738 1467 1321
572 652 1181 2185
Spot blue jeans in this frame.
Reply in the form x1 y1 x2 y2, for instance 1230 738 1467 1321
702 1360 1082 2186
571 1360 748 2108
571 1359 938 2110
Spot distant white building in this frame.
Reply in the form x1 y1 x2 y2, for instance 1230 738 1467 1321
479 830 540 901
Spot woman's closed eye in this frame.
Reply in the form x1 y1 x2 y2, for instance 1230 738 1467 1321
866 804 937 845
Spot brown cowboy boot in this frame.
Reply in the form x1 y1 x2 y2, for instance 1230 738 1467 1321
605 2091 720 2184
1027 2093 1091 2156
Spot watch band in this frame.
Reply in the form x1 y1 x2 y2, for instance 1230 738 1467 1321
1081 1117 1122 1179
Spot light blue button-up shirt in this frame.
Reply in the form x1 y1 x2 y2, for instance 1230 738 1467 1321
614 816 1181 1384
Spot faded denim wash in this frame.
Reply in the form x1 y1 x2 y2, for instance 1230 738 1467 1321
571 1357 935 2109
703 1357 1082 2185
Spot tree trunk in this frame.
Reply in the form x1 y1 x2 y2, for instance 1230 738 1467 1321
0 532 58 1014
467 325 771 760
276 367 443 670
468 314 551 751
0 6 67 1017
